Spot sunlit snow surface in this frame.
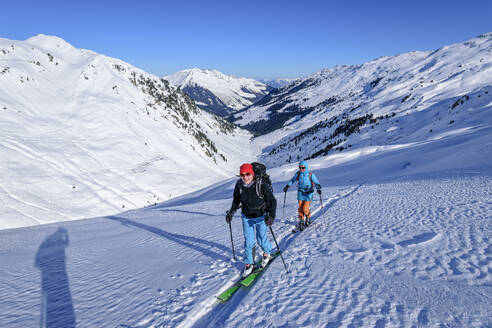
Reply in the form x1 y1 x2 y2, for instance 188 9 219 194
239 33 492 169
165 68 270 112
0 35 255 229
0 124 490 327
0 33 491 327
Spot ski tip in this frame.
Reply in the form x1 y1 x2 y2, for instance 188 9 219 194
216 295 229 302
216 284 240 302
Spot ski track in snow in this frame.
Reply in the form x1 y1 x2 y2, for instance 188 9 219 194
0 173 490 327
183 185 363 328
184 176 491 328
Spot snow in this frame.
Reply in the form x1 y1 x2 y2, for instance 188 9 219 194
0 34 491 327
0 35 254 230
234 33 492 168
0 122 490 327
257 78 297 89
165 68 270 112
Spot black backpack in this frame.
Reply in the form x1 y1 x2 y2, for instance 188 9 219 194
238 162 273 199
252 162 273 199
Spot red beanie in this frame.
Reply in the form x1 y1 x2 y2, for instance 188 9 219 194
240 163 254 175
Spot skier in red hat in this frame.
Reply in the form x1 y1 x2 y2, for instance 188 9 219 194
226 163 277 277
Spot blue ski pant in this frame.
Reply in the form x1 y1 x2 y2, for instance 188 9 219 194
241 214 272 264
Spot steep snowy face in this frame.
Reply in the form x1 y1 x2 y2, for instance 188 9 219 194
165 68 272 116
0 34 256 229
233 33 492 166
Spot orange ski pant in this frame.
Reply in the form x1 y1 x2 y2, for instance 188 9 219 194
298 200 311 220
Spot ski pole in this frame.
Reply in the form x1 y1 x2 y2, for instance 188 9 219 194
319 193 325 215
228 222 236 260
269 226 289 273
282 192 286 221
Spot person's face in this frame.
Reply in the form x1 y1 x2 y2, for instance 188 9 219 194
240 172 254 184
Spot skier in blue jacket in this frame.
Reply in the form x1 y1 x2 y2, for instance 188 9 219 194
283 160 321 229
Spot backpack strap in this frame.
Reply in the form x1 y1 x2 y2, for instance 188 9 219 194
309 172 315 188
238 178 264 199
296 171 314 187
255 178 264 199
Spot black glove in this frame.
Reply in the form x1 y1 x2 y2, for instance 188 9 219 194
264 213 274 226
317 188 322 195
283 185 289 193
225 210 233 224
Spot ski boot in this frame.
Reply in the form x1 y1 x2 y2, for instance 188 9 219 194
298 219 306 231
261 253 271 268
242 264 254 278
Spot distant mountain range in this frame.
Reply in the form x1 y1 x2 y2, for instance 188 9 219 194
0 35 254 228
165 68 273 116
231 33 492 166
257 78 297 89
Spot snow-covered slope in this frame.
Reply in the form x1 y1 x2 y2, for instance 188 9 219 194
233 33 492 167
165 68 272 116
0 33 491 328
0 35 257 229
0 121 490 327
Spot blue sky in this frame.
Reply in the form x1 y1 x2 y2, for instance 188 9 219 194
2 0 491 79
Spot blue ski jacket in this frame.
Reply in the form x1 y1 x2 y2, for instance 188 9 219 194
287 161 321 201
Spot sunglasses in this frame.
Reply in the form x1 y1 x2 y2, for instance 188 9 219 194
299 166 306 170
240 173 252 177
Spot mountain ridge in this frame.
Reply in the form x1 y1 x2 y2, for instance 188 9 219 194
0 35 255 229
233 33 492 166
165 68 272 116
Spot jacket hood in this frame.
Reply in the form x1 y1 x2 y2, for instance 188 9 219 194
299 160 309 172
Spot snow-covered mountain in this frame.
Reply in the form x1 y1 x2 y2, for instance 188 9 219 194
0 35 256 229
233 33 492 166
165 68 272 116
257 77 297 88
0 34 491 328
1 129 490 327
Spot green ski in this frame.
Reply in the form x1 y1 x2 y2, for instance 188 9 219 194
216 283 241 302
240 251 280 287
216 259 263 302
216 251 280 302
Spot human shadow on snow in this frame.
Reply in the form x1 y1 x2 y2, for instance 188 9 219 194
35 227 76 328
106 216 231 262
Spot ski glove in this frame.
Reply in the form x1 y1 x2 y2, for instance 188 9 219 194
264 213 274 226
225 210 234 224
283 185 289 193
317 188 322 195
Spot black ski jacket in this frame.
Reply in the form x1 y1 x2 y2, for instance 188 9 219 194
229 179 277 219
